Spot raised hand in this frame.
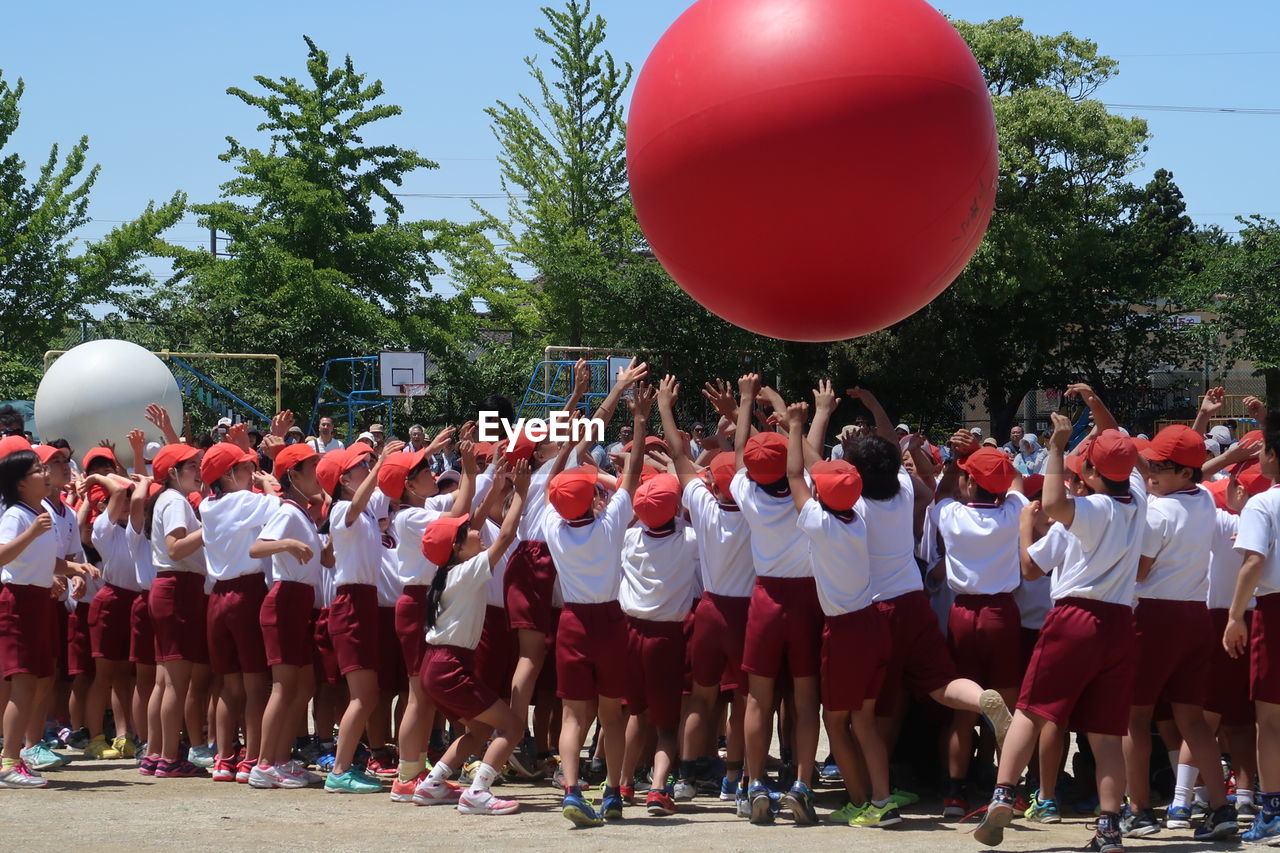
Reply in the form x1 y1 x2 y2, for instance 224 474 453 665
425 427 455 456
657 374 680 407
1244 395 1267 424
629 382 656 419
614 357 649 389
701 379 738 418
270 410 295 437
787 401 810 427
380 440 406 459
512 458 532 494
572 358 591 396
226 422 251 450
846 386 879 406
1048 412 1073 452
260 433 285 458
1200 386 1226 416
756 385 786 414
737 373 761 400
813 379 838 415
949 429 979 458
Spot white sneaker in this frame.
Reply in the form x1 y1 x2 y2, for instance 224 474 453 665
457 789 519 815
248 765 283 789
673 780 697 802
0 761 48 788
284 760 323 786
271 763 310 789
413 778 463 806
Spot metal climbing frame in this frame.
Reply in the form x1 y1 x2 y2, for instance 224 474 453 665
309 357 394 440
514 347 640 420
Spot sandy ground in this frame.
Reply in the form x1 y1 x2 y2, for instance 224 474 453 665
16 755 1213 853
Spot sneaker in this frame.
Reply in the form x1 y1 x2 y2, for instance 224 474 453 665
646 790 678 816
943 796 970 819
783 781 818 825
154 759 208 778
112 735 137 759
367 749 399 779
1193 804 1239 841
1243 811 1280 844
83 734 122 760
282 760 323 786
187 743 216 768
1088 815 1125 852
618 783 635 805
1025 791 1062 824
974 789 1016 847
315 749 336 772
458 788 519 815
1238 800 1258 820
1120 805 1160 838
672 779 696 802
506 736 539 779
601 787 624 821
818 762 843 784
413 778 463 805
979 689 1013 749
1165 804 1192 829
718 776 738 801
236 758 253 783
562 790 604 827
459 758 482 785
21 744 68 771
138 755 158 776
828 801 867 823
391 771 427 803
735 790 752 819
1190 799 1212 823
212 755 236 782
64 726 91 750
294 738 322 768
749 782 775 825
324 768 383 793
0 761 47 788
891 788 921 808
248 764 284 789
849 801 903 827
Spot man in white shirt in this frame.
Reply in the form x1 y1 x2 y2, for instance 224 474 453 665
309 417 345 453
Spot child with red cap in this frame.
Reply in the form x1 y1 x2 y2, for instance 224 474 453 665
656 375 753 806
784 400 899 827
540 379 651 828
1224 410 1280 844
1125 424 1237 839
616 471 699 816
411 458 529 815
933 432 1029 817
975 412 1146 853
731 373 822 825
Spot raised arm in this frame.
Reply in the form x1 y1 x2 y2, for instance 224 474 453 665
934 430 975 502
1191 386 1226 436
127 429 148 477
657 375 699 488
786 402 813 513
345 440 405 527
448 441 478 520
846 386 896 443
735 373 760 472
1203 438 1262 480
621 383 654 496
563 359 590 414
1019 501 1047 581
1041 412 1076 528
487 460 529 565
808 379 838 465
592 358 649 432
146 404 181 445
1066 383 1118 434
129 474 152 534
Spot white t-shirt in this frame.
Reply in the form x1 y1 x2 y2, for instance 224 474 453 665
935 492 1029 596
44 497 83 561
315 536 335 609
516 466 554 543
1235 486 1280 597
128 525 157 590
619 523 700 622
258 501 324 588
1138 487 1215 602
392 495 455 587
309 436 345 453
480 518 516 608
0 502 58 587
424 552 492 650
858 468 925 602
540 489 632 604
330 499 382 587
150 489 205 574
1207 509 1250 610
729 468 811 579
682 479 754 598
1052 473 1148 605
199 490 280 581
797 499 873 616
1014 575 1053 630
376 550 403 607
92 513 142 592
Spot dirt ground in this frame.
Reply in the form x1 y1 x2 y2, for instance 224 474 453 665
17 755 1208 853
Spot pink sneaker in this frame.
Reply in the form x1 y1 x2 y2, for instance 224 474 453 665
458 789 519 815
413 778 463 806
155 759 209 779
236 758 254 783
391 771 427 803
212 755 236 782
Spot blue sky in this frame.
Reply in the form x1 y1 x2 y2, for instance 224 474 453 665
3 0 1277 289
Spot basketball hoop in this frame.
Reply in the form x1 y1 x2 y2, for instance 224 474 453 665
399 383 429 415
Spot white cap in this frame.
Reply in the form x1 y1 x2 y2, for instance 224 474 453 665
895 423 910 434
437 469 461 486
216 417 232 427
1209 425 1233 445
357 431 376 444
1205 438 1222 456
144 440 163 462
970 427 984 436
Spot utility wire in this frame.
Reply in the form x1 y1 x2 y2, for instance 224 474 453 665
1104 103 1280 115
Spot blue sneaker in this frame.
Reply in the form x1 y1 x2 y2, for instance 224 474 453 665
818 762 842 784
719 775 737 801
749 782 775 825
1243 811 1280 844
600 786 624 822
783 781 818 825
1165 804 1192 829
563 790 604 828
316 749 336 772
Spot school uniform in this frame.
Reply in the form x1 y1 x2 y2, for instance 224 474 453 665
127 525 157 666
202 490 279 675
420 552 499 721
1014 572 1053 676
730 468 823 680
89 513 142 662
0 501 59 678
312 541 339 686
1206 508 1253 724
391 495 454 678
258 500 324 668
376 545 408 694
683 478 754 692
619 522 699 728
48 495 93 679
1235 485 1280 705
149 488 209 664
327 494 384 675
474 519 518 700
504 466 559 634
797 499 889 711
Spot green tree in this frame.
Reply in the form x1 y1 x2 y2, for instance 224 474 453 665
0 69 185 397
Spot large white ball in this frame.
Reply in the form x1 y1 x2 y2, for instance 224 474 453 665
35 340 183 469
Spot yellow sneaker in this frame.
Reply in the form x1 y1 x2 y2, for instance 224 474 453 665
84 734 121 760
112 735 136 759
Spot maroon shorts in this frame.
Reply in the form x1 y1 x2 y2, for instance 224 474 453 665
947 592 1023 690
328 584 379 676
90 584 137 662
312 608 339 685
54 599 70 679
207 573 269 675
260 580 315 668
624 616 686 728
66 601 94 676
0 583 58 679
1206 609 1253 725
504 540 558 634
1251 592 1280 705
822 606 891 711
875 589 958 716
130 591 156 666
150 571 209 664
376 606 407 693
475 605 515 700
535 608 561 697
741 576 823 680
681 605 697 695
556 601 630 701
689 592 750 692
1133 598 1213 707
421 644 497 722
394 587 427 678
1019 598 1136 736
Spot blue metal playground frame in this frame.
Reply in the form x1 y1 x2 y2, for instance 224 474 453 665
309 357 395 440
516 359 615 419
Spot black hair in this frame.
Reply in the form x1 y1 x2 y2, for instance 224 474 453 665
1266 410 1280 455
317 481 345 535
0 404 23 435
844 435 902 501
480 394 516 428
194 432 216 450
759 476 789 496
0 450 40 506
1170 462 1204 485
208 478 229 497
972 485 1003 504
424 526 471 630
48 438 71 451
1097 473 1131 497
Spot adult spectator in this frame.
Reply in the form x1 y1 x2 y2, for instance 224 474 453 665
285 425 305 445
403 424 429 452
829 424 858 460
689 422 706 458
895 423 911 439
1000 425 1024 456
0 404 24 436
247 427 274 474
426 433 458 476
1013 434 1047 475
308 416 345 452
368 423 387 451
354 431 377 449
606 424 634 458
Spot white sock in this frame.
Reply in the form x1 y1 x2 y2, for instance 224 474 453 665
1238 789 1255 807
1194 784 1208 805
1173 764 1198 808
425 760 452 787
469 762 498 794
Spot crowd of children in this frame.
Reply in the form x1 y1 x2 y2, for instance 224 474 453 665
1 363 1278 851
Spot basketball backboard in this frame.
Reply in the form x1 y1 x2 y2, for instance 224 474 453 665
379 351 428 397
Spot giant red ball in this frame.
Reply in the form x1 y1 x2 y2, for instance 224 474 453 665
627 0 997 342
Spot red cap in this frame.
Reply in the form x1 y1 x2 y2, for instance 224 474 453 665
187 490 203 514
1087 429 1138 481
1240 429 1264 445
81 446 117 470
377 449 431 500
1142 424 1207 469
33 444 69 464
1022 473 1045 499
623 435 671 454
473 442 495 466
316 445 375 495
1236 461 1274 496
1206 477 1230 510
634 473 680 527
152 443 200 484
0 435 32 459
421 513 470 567
506 430 538 462
743 432 788 484
959 447 1016 495
708 453 737 497
548 466 599 520
273 444 318 479
1066 438 1092 478
200 442 257 485
1131 436 1151 453
810 460 863 511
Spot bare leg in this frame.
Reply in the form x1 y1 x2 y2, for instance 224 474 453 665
333 669 378 774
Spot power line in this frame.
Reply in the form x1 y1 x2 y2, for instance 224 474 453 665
1104 103 1280 115
1111 50 1280 58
